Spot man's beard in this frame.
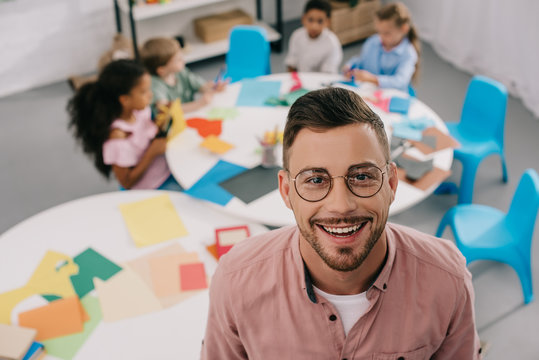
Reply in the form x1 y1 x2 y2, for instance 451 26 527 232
299 215 386 272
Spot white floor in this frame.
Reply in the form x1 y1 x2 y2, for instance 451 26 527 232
1 20 539 359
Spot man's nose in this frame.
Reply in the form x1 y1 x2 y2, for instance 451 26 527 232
324 177 358 214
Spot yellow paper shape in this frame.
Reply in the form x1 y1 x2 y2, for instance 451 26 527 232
166 99 186 141
118 194 188 247
126 243 204 308
200 135 234 154
18 296 85 341
94 267 162 322
0 251 78 325
149 252 200 297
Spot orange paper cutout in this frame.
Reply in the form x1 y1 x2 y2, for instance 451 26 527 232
186 118 222 138
18 296 86 341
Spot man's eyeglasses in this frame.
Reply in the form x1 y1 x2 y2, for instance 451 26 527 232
289 163 388 202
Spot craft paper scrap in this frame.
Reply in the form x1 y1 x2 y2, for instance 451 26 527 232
0 251 78 325
186 117 222 138
41 295 102 360
0 323 37 360
166 99 186 141
392 123 423 141
119 194 188 247
216 226 250 258
94 268 162 322
206 107 239 121
179 263 208 291
149 252 200 297
206 244 219 260
184 160 247 206
235 80 282 107
70 248 122 298
18 296 86 341
22 341 44 360
389 97 411 114
125 244 204 308
200 135 234 154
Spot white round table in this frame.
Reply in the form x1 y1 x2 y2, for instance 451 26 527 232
0 191 268 359
166 73 453 226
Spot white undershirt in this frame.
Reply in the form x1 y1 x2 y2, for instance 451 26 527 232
285 27 343 73
313 286 370 336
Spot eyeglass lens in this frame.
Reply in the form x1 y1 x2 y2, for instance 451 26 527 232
294 165 384 201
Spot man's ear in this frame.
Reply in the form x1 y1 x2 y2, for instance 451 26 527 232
278 169 292 210
156 65 167 78
387 161 399 203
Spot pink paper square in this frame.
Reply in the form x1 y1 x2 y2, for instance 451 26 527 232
179 263 208 291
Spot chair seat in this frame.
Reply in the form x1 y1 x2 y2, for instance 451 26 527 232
447 122 503 158
449 204 505 243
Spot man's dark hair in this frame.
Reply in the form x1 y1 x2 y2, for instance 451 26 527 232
304 0 332 18
283 87 389 170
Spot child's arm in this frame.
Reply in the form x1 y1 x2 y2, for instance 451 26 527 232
181 91 213 113
111 135 167 189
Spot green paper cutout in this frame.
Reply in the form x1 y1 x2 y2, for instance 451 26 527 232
70 248 122 298
42 295 102 360
42 294 62 302
206 107 239 121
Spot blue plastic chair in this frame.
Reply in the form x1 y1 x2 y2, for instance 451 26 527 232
225 25 271 83
436 169 539 304
443 75 509 204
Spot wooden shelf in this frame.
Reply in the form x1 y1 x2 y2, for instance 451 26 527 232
183 21 281 63
118 0 230 20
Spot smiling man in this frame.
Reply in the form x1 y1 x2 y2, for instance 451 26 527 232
201 88 481 359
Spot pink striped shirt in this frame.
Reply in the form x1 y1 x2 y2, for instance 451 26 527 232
202 223 481 359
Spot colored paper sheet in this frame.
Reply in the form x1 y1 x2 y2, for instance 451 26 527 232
200 135 234 154
216 226 250 258
179 263 208 291
406 115 435 130
206 244 219 260
126 244 204 308
370 97 390 112
41 295 102 360
166 99 186 141
149 252 200 297
219 165 281 204
18 296 85 341
409 127 460 155
118 194 188 248
94 268 162 323
389 97 411 114
186 117 222 137
397 164 452 191
206 107 239 120
184 160 247 206
22 341 44 360
235 80 282 107
283 88 309 105
0 324 37 360
0 251 78 325
392 123 423 141
69 248 122 298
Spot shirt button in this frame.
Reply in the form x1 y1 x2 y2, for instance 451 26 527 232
397 357 404 360
329 314 337 321
383 283 387 290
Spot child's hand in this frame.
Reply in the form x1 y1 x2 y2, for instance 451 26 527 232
200 91 214 106
354 70 378 84
342 65 352 79
148 137 167 157
213 79 229 92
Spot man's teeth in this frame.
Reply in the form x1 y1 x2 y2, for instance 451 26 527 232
322 224 362 235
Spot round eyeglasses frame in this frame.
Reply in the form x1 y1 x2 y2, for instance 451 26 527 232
288 162 389 202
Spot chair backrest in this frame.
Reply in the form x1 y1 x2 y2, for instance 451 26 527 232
225 25 271 83
506 169 539 250
459 75 508 145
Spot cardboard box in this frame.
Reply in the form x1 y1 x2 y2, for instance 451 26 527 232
330 0 381 45
194 9 253 43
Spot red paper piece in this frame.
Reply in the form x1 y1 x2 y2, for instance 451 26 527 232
289 71 303 92
186 118 222 138
179 263 208 291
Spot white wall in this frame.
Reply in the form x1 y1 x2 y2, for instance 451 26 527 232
0 0 115 97
0 0 303 98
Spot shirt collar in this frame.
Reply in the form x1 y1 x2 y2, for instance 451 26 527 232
379 35 410 56
295 225 397 303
